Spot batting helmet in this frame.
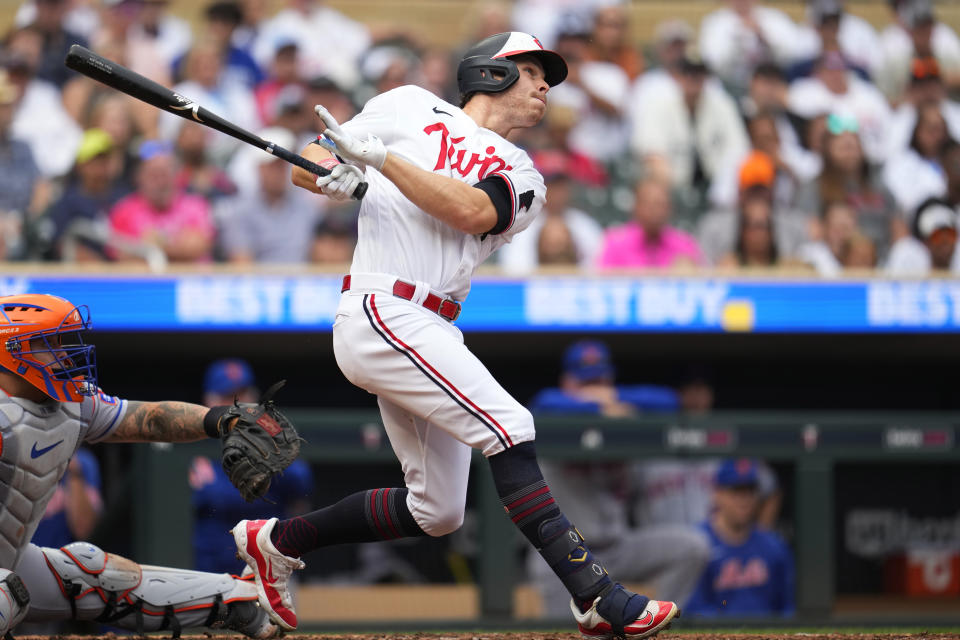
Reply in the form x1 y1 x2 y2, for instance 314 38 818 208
0 294 97 402
457 32 567 99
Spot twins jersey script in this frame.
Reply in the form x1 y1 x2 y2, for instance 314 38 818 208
341 85 546 301
0 389 126 568
685 520 795 617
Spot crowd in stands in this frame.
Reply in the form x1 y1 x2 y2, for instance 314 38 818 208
1 0 959 276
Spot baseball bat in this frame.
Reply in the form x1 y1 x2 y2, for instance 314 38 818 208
64 44 367 200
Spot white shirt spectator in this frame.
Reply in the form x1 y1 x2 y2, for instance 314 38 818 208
887 101 960 157
698 4 805 92
549 60 630 162
253 5 370 90
885 236 960 275
882 148 946 217
497 207 604 275
11 79 82 177
126 14 192 84
794 13 884 79
628 68 675 126
787 73 893 164
631 77 749 191
510 0 601 49
878 22 960 102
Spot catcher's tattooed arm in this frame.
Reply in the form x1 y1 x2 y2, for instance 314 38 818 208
104 401 231 443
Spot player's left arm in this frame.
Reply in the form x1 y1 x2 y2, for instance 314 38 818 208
102 400 212 443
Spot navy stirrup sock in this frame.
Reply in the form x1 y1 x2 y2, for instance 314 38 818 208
487 441 612 605
270 487 425 557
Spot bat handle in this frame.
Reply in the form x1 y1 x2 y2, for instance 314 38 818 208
268 144 368 201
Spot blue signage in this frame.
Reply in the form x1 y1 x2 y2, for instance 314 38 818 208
1 273 959 333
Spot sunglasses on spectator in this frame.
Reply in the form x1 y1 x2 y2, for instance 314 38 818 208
827 113 859 135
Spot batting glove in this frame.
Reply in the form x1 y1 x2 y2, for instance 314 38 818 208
315 104 387 171
316 160 364 201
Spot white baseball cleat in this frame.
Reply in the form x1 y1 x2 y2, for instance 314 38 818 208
232 518 305 631
572 588 680 639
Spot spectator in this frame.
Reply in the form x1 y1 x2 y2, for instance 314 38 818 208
0 69 46 260
883 102 953 215
27 0 89 89
218 127 325 263
698 151 808 266
252 0 371 89
795 113 898 256
163 41 261 164
192 359 312 573
885 196 960 275
715 189 780 268
254 40 302 125
47 128 129 261
877 0 960 104
887 56 960 156
498 150 603 274
310 207 357 264
5 26 83 177
629 19 693 125
631 51 749 198
941 139 960 209
791 0 881 81
686 458 795 617
173 1 263 89
596 179 705 270
547 16 631 164
586 3 644 80
698 0 805 96
124 0 192 86
797 200 862 276
173 121 237 202
416 46 457 105
109 139 215 263
87 94 140 190
787 51 893 164
527 340 709 616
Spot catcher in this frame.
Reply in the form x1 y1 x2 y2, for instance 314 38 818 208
0 293 299 639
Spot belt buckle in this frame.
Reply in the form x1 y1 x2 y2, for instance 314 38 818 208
440 299 461 322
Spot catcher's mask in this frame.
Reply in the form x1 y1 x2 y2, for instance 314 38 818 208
0 294 97 402
457 32 567 103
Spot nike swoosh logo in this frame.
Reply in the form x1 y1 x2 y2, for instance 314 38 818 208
432 106 452 117
31 440 63 458
631 611 654 628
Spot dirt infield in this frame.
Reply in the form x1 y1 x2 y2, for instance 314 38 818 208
19 633 960 640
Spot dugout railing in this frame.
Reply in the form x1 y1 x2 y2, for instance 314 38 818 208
131 411 960 626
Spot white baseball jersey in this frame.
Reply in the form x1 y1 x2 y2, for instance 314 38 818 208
341 85 546 302
0 389 126 568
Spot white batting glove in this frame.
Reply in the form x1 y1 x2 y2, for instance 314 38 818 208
316 161 364 201
315 104 387 171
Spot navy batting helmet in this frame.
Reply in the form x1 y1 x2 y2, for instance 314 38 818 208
457 32 567 100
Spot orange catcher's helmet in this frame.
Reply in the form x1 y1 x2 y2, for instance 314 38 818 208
0 294 97 402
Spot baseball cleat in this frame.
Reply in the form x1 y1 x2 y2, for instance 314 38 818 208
572 585 679 639
232 518 305 631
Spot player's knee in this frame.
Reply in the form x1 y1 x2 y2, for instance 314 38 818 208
418 506 465 537
0 569 31 634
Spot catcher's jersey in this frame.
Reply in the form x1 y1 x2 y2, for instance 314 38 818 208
0 389 126 568
342 85 546 302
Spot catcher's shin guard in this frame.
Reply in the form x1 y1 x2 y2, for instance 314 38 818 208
0 569 31 636
40 542 277 638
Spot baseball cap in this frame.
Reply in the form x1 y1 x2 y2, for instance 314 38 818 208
654 19 693 46
898 0 934 29
809 0 843 25
76 128 114 164
914 198 958 240
532 149 571 182
204 358 255 395
138 139 174 162
910 56 941 83
715 458 760 488
563 340 615 382
738 151 776 191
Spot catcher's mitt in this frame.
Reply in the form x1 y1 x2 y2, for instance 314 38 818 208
217 380 301 502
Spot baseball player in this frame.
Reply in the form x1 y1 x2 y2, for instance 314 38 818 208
233 32 679 639
0 293 279 639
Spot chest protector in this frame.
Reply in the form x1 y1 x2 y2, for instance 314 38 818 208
0 396 84 568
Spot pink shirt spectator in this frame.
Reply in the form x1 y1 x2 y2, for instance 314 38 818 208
596 222 704 269
109 193 216 260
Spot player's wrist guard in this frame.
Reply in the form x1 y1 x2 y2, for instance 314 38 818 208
203 405 233 438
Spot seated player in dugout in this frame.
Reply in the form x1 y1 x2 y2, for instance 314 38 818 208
0 294 282 639
231 32 679 640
